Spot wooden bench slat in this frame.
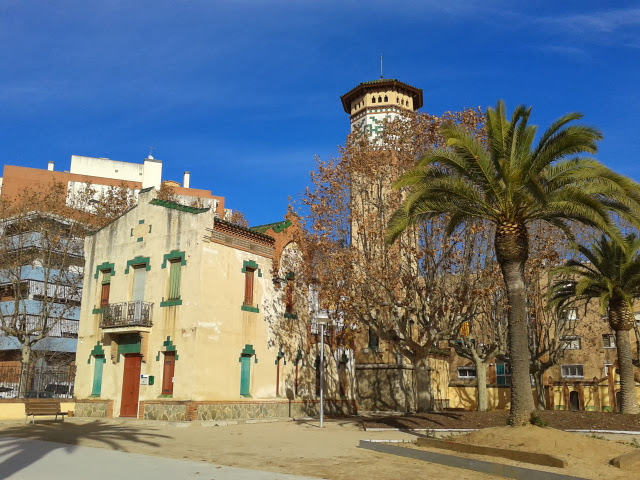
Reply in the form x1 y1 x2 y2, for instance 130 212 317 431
24 401 68 423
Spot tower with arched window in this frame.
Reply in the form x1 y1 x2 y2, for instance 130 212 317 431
340 78 423 139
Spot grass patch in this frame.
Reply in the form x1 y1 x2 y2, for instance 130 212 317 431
529 412 548 428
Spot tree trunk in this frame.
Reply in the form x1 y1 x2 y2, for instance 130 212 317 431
475 360 488 412
615 328 639 414
533 368 547 410
18 344 31 398
415 356 433 412
495 223 535 426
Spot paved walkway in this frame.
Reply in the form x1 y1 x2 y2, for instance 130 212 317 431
0 436 321 480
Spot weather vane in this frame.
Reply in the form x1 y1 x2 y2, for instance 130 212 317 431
147 145 157 158
380 54 384 79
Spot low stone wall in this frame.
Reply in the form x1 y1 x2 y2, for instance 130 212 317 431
143 402 188 421
74 399 112 418
138 399 357 421
197 401 288 421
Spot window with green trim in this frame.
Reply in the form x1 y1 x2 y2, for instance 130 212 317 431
244 267 255 306
100 269 112 309
161 251 185 307
168 259 181 300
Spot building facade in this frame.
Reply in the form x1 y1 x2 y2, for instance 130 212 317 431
448 307 640 412
0 155 225 398
74 189 355 420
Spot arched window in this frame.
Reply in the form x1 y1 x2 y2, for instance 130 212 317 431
378 96 382 102
372 96 376 104
384 95 388 102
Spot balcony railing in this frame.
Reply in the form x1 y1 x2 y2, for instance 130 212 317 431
0 279 82 304
100 301 153 329
0 314 78 338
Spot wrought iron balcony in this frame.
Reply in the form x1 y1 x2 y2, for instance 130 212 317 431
100 301 153 329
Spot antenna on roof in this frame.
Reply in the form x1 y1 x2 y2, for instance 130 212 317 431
380 54 383 79
147 145 157 159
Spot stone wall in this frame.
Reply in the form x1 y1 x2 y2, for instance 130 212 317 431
197 399 355 421
144 402 187 421
75 399 112 418
137 399 356 421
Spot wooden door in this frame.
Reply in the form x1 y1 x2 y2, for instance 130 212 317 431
100 283 110 308
162 352 176 395
120 354 141 417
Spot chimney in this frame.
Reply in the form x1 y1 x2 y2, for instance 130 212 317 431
183 171 191 189
47 161 54 171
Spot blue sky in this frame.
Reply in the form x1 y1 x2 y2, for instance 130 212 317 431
1 1 639 225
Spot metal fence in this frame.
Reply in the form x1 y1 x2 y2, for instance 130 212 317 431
0 363 76 399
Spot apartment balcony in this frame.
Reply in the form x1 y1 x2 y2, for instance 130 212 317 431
100 301 153 331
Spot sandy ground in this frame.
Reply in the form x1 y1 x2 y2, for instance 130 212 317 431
405 425 639 480
0 418 637 479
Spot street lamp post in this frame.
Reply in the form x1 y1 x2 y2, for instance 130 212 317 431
320 320 325 428
315 315 331 428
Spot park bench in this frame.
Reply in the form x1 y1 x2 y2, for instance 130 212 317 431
24 400 67 424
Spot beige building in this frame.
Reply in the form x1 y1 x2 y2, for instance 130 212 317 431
74 188 355 420
448 307 640 412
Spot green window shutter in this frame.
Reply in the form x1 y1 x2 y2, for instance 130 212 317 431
91 356 104 396
168 261 181 300
101 271 111 284
240 355 251 396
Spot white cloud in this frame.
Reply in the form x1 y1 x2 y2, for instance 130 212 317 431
542 7 640 33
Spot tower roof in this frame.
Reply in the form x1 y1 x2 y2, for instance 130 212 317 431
340 78 423 113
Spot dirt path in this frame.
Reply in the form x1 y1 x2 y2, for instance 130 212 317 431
0 418 636 479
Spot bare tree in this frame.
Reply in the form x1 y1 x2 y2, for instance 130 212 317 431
526 222 589 409
449 251 509 411
0 181 136 396
300 109 490 410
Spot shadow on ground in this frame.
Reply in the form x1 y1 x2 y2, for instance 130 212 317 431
0 420 170 479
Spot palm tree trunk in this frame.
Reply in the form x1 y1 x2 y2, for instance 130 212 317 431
500 259 535 424
615 328 639 414
495 222 534 425
609 301 639 414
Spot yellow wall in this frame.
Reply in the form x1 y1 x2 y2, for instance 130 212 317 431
0 401 75 420
448 386 511 411
448 384 640 411
349 88 415 114
75 189 322 417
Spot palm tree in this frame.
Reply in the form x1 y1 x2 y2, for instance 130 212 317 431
387 100 640 425
552 234 640 414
